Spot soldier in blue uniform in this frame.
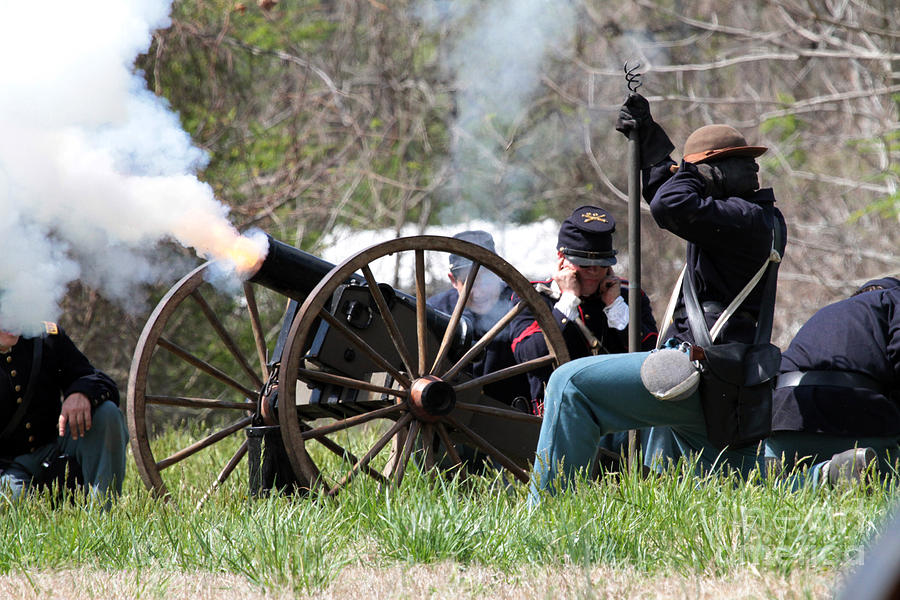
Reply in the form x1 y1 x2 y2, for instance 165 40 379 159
0 323 128 503
427 230 530 409
509 206 658 415
767 277 900 486
528 94 787 501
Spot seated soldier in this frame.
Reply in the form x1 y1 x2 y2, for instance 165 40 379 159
428 230 530 410
767 276 900 486
0 322 128 503
509 206 660 473
509 205 658 416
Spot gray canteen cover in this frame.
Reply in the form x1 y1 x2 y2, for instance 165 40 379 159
640 345 700 402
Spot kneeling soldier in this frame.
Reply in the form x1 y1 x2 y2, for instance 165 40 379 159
768 277 900 486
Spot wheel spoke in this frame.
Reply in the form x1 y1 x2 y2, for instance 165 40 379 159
296 368 408 399
146 395 256 411
454 401 542 424
195 439 248 510
156 416 253 471
445 415 529 483
318 309 411 388
327 412 413 496
442 300 525 381
157 337 258 399
315 435 390 485
394 419 422 487
300 403 405 441
243 282 270 382
422 423 436 471
415 249 427 377
435 423 463 469
297 422 329 494
361 265 417 378
453 355 555 393
431 261 480 375
384 425 408 479
191 290 263 389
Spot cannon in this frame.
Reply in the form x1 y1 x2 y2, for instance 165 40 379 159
126 234 569 500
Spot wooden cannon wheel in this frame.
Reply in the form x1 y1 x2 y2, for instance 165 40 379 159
127 262 283 500
277 235 570 496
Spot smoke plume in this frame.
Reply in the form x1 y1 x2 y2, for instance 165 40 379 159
417 0 576 222
0 0 265 337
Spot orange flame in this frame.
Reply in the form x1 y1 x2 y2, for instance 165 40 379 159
221 234 267 276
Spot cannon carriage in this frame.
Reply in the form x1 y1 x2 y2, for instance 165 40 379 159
126 234 569 500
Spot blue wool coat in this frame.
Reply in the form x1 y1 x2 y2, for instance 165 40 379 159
773 285 900 435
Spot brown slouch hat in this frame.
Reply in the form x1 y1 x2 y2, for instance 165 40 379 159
682 124 767 164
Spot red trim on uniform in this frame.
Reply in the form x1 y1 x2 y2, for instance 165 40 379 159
642 332 658 344
511 321 542 352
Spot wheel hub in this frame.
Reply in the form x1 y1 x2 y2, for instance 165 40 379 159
408 375 456 422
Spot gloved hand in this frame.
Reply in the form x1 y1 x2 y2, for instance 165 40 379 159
614 93 675 168
615 93 652 138
692 157 760 198
695 163 726 198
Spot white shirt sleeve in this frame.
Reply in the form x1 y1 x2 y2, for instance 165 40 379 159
604 295 630 330
554 292 581 321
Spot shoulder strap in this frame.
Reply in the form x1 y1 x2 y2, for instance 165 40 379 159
656 265 687 349
0 336 44 440
684 224 783 346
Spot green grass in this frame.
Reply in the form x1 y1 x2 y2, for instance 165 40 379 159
0 431 894 597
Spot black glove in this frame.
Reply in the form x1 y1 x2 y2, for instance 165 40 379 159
695 163 726 198
615 93 652 138
615 93 675 169
693 157 760 198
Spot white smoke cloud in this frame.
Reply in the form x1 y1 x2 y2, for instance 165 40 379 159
0 0 258 336
417 0 576 220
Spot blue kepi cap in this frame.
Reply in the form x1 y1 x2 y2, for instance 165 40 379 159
557 205 617 266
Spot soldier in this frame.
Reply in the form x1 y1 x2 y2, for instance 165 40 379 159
427 230 530 409
0 322 128 503
428 230 511 338
767 276 900 486
528 94 787 501
509 205 658 415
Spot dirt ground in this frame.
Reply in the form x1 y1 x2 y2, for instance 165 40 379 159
0 564 842 599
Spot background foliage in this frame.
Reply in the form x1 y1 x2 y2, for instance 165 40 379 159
62 0 899 386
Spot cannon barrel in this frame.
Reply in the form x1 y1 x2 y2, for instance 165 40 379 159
248 235 363 300
247 234 470 354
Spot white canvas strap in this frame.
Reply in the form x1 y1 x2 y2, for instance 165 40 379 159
657 236 781 348
656 265 686 349
709 246 781 341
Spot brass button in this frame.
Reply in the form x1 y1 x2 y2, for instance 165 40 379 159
29 447 35 452
5 356 10 363
16 397 22 404
24 422 30 429
27 436 34 442
14 385 20 392
561 318 567 324
9 370 16 377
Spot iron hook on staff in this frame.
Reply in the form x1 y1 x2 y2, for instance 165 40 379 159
624 61 643 94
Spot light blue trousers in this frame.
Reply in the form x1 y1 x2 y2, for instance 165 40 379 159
530 350 900 500
0 401 128 502
530 351 765 501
